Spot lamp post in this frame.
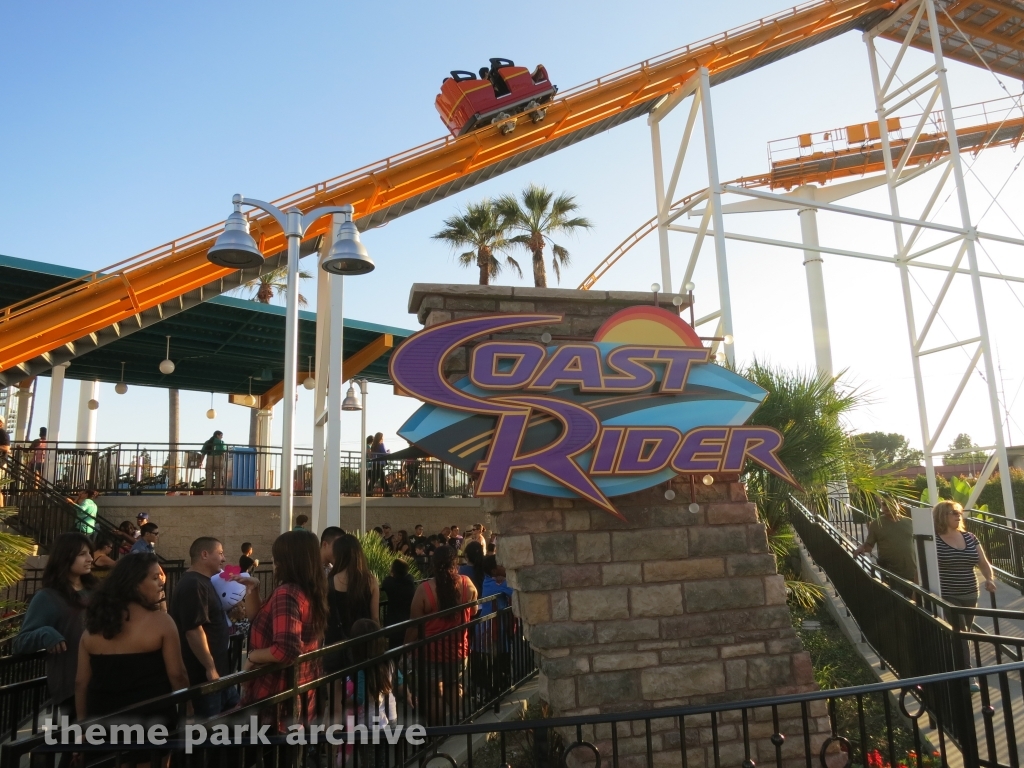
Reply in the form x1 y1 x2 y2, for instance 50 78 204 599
341 382 364 532
208 197 374 534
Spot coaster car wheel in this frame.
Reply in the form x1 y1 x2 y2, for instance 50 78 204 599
491 112 516 135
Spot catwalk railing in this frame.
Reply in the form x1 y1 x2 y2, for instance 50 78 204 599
8 442 473 498
820 493 1024 594
0 593 537 765
790 496 1024 760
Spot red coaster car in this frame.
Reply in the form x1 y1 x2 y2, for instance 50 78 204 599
435 57 557 137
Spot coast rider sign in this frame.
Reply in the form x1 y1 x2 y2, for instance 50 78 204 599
389 307 796 517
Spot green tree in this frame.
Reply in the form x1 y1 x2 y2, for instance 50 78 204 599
943 433 987 466
243 265 314 306
855 431 924 469
740 363 910 608
496 185 592 287
432 200 521 286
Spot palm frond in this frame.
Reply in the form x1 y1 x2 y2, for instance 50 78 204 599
786 579 824 610
355 532 421 584
504 255 524 278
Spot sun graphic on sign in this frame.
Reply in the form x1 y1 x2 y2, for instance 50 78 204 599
593 306 703 348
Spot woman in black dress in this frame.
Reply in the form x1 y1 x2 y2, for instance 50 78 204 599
324 535 379 675
76 553 189 729
381 559 416 649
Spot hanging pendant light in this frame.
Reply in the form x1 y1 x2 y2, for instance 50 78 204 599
242 377 257 407
159 336 175 375
303 356 316 390
115 362 128 395
207 392 217 420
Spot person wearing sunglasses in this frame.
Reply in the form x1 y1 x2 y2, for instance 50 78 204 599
129 524 160 555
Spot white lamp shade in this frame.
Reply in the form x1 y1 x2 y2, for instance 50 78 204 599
87 399 99 411
115 382 128 395
302 376 316 390
207 408 217 420
159 359 175 375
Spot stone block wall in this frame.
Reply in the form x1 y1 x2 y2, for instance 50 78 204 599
486 480 826 768
99 495 487 562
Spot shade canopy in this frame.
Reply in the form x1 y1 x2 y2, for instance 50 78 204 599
0 254 411 395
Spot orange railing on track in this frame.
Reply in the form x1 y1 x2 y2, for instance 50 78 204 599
0 0 900 375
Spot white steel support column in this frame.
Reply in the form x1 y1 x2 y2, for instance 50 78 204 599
925 0 1014 519
45 363 68 485
697 68 735 367
864 0 1015 517
76 380 98 445
311 215 346 533
47 363 68 443
796 187 834 378
647 70 733 363
14 384 31 442
650 121 673 290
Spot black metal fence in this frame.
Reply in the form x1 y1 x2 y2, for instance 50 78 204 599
0 593 537 766
789 496 1024 759
8 442 473 498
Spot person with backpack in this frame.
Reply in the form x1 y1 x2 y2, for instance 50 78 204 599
201 431 226 493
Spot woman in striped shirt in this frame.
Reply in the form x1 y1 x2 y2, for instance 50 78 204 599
933 500 997 605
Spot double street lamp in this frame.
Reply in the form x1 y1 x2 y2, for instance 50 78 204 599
208 196 374 533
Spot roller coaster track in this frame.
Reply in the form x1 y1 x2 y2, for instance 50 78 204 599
579 95 1024 290
0 0 904 384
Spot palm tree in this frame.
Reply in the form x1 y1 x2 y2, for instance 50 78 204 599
496 185 593 287
432 200 521 285
739 362 908 607
243 265 314 306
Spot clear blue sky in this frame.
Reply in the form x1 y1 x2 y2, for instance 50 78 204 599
2 1 1022 455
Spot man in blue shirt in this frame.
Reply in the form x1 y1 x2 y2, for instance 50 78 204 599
130 523 159 554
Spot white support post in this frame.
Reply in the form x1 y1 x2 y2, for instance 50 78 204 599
14 384 31 443
45 363 68 485
924 0 1015 519
76 380 98 447
47 363 68 444
325 257 345 530
697 67 735 366
311 224 333 534
650 120 673 291
796 187 834 378
864 0 1015 518
311 216 346 533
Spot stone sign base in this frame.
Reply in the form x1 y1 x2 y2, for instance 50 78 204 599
407 284 826 765
487 478 827 767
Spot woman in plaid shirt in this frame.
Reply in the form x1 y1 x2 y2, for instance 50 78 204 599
242 531 328 729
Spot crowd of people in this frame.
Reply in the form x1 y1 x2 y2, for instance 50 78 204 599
11 516 516 750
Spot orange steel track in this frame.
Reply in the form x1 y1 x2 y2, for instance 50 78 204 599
0 0 900 376
579 97 1024 291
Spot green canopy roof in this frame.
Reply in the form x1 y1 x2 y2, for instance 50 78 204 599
0 254 411 395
